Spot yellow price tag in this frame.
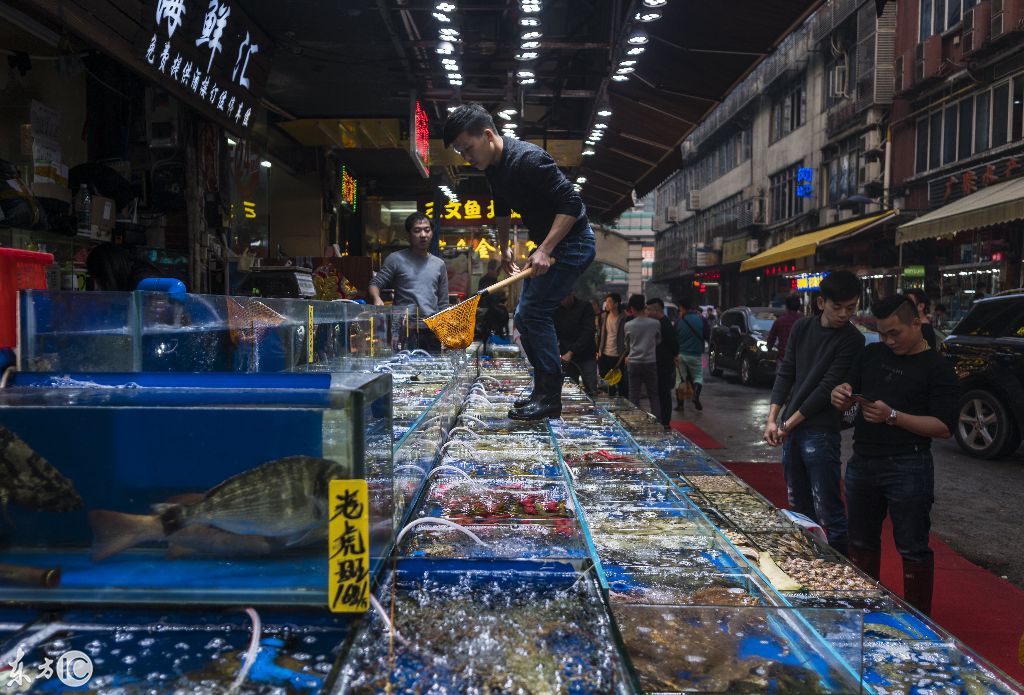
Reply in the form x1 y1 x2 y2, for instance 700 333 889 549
307 305 314 364
328 479 370 613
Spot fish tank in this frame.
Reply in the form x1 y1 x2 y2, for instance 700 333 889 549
17 290 401 374
0 372 392 607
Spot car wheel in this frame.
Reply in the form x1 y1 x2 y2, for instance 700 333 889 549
710 348 723 377
955 389 1015 459
739 354 755 386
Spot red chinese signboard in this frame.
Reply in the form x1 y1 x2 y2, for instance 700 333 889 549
928 154 1024 207
413 100 430 177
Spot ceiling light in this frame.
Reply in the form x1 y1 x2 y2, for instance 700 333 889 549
450 78 463 85
447 105 458 112
260 160 272 168
505 122 518 128
616 66 635 74
432 11 451 22
449 73 463 79
522 31 542 40
439 27 460 38
576 176 587 183
441 57 457 65
619 60 636 67
582 148 595 155
521 3 541 13
520 17 540 26
521 40 541 49
635 10 662 21
643 0 667 6
597 109 612 118
436 41 455 55
627 46 646 55
612 74 629 81
520 77 536 84
595 122 608 129
436 1 456 11
445 63 460 72
516 52 539 61
226 137 237 146
627 29 649 45
517 70 535 78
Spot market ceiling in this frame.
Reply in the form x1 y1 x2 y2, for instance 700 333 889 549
242 0 827 218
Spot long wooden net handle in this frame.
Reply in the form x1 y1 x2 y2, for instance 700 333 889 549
479 258 557 297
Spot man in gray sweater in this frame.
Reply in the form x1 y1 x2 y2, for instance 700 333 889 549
624 294 662 421
369 212 449 352
764 270 865 556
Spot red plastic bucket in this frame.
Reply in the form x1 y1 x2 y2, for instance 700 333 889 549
0 248 54 349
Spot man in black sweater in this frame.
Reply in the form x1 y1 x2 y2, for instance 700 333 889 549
647 297 680 429
764 271 865 556
831 295 958 616
554 290 598 394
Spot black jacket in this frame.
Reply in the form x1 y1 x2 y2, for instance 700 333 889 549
656 316 679 369
554 297 597 359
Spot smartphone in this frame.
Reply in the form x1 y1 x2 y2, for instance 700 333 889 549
851 394 873 403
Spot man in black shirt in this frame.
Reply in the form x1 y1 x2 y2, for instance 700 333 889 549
444 105 596 420
831 295 958 616
647 297 680 429
554 290 597 394
765 271 865 556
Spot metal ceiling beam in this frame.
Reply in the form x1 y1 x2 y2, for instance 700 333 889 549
652 35 769 58
590 169 635 187
624 98 698 127
606 147 657 165
617 131 675 151
585 181 628 197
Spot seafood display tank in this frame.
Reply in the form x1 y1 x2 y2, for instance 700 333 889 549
0 289 1021 693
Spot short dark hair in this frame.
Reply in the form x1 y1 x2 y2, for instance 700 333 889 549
646 297 664 309
785 295 802 311
818 270 861 302
628 294 646 312
872 295 919 323
605 292 621 306
679 298 692 311
443 104 497 148
405 211 432 234
906 289 931 312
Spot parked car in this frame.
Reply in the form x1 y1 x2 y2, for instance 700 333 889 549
939 291 1024 459
709 306 784 385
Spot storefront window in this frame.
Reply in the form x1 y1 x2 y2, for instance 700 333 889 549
916 118 929 173
943 105 958 165
929 111 942 170
958 98 973 160
992 83 1009 147
1013 76 1024 142
974 91 990 152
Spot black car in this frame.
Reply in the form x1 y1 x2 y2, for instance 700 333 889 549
940 291 1024 459
709 306 784 385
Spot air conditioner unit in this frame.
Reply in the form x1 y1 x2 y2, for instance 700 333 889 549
992 0 1024 39
823 209 839 225
665 205 680 223
922 33 943 79
963 2 991 55
687 190 701 211
745 239 760 255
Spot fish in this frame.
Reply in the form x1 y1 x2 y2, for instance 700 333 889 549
89 455 345 562
0 425 83 517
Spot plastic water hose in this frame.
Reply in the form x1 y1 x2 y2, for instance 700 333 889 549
395 517 491 548
227 607 261 694
457 415 489 429
136 277 187 301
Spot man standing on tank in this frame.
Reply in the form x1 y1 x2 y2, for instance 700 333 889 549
444 104 596 420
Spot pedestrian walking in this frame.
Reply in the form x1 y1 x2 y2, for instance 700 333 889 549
597 293 628 397
647 297 679 429
675 299 707 412
444 104 596 420
831 295 958 615
767 294 803 363
554 290 598 395
624 297 661 421
369 212 449 352
764 270 865 556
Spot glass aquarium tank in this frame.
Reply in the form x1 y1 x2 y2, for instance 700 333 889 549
0 372 392 607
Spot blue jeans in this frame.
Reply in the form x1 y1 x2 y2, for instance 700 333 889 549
845 450 934 564
781 428 847 550
515 228 596 375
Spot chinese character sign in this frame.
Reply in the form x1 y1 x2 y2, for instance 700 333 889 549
340 165 358 211
414 100 430 175
328 480 370 613
421 199 521 225
795 272 827 292
141 0 270 133
796 168 814 199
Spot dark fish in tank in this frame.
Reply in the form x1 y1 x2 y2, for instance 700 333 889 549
0 425 83 517
89 455 345 561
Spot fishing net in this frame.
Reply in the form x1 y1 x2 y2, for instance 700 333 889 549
424 294 482 350
226 297 288 345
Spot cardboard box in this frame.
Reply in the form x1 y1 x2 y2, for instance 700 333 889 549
90 196 116 230
77 225 112 242
31 182 72 206
33 160 68 187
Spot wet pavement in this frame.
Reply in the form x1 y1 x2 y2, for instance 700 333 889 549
668 363 1024 590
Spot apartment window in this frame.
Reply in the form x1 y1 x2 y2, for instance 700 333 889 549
827 146 862 206
770 163 804 223
741 128 752 161
1012 76 1024 142
943 105 958 165
916 118 930 173
975 91 990 152
920 0 979 41
958 98 974 160
993 83 1010 147
771 81 807 143
929 111 942 169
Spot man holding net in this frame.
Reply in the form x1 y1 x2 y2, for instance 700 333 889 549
444 104 596 420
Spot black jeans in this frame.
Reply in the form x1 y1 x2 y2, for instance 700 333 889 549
782 428 847 550
657 362 675 427
845 449 934 564
563 359 598 395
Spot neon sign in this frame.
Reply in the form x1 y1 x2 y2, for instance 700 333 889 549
341 165 357 212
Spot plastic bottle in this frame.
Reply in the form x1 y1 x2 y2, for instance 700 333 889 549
75 184 91 231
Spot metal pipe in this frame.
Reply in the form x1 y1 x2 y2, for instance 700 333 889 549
0 563 61 588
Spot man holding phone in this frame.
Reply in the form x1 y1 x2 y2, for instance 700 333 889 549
764 271 865 556
831 295 958 615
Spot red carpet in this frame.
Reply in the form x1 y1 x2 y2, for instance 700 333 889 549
670 421 724 449
721 461 1024 684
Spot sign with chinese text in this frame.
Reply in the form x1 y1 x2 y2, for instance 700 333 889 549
795 272 827 291
902 265 925 277
328 479 369 613
340 165 358 212
141 0 272 135
722 237 751 264
929 154 1024 207
796 168 814 198
423 199 522 225
412 100 430 177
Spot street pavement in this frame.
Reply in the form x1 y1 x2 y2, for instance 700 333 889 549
671 363 1024 590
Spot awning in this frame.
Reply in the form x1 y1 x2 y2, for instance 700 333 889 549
739 211 898 272
897 177 1024 244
